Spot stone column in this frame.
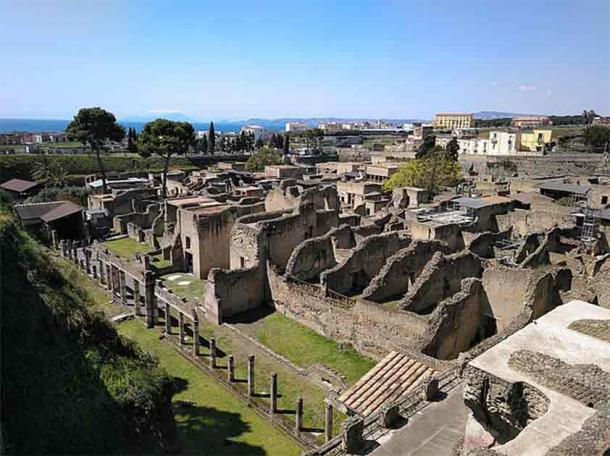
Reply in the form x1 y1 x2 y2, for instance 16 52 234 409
164 302 171 334
192 311 200 356
144 273 157 327
84 249 91 274
247 355 255 396
209 338 217 368
50 230 58 249
99 260 106 285
178 312 185 344
106 263 113 292
295 398 304 431
72 242 78 264
66 240 73 260
227 355 235 382
92 264 97 279
325 402 334 442
270 373 278 414
341 416 364 454
133 281 141 315
120 271 127 303
59 240 66 257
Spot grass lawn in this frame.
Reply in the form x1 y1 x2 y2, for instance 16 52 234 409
250 312 375 385
160 272 207 304
151 252 172 269
103 237 153 259
118 320 302 456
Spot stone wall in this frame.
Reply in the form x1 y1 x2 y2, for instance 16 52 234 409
268 266 427 359
204 264 267 324
113 202 161 234
361 240 448 302
402 251 483 314
322 231 411 296
464 365 550 444
285 235 336 282
420 278 492 360
467 229 511 259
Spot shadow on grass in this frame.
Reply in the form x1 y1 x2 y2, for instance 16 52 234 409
226 306 275 324
174 403 267 455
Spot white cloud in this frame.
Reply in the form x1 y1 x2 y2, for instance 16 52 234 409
518 84 537 91
148 108 182 114
491 81 498 87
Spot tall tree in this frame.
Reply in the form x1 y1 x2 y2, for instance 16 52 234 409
416 134 436 158
245 147 283 171
127 127 138 154
445 137 460 161
66 107 125 193
199 135 208 154
208 121 216 155
283 133 290 155
138 119 196 197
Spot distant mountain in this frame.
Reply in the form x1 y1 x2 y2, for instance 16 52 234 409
472 111 528 120
122 111 194 122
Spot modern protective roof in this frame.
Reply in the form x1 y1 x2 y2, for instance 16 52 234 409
0 178 39 193
40 201 83 223
338 351 436 416
538 181 591 195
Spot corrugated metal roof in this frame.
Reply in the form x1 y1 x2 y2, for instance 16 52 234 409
538 181 591 195
0 178 39 193
14 202 64 221
338 351 436 416
40 201 83 223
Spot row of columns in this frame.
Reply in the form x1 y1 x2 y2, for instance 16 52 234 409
58 241 335 443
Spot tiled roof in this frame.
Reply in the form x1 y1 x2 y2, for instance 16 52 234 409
0 178 39 193
338 351 436 416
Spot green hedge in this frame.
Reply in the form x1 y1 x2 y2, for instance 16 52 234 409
0 154 197 182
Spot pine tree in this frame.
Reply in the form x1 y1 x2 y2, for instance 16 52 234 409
208 121 216 155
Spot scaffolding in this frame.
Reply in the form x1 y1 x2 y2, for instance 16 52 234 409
413 201 475 227
581 206 600 245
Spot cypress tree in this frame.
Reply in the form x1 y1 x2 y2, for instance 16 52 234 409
283 133 290 155
208 121 216 155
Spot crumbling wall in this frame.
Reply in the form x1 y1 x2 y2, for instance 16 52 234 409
330 224 356 249
514 232 542 263
322 232 411 296
268 266 427 359
361 240 448 302
204 264 267 324
402 251 483 314
113 203 161 234
464 366 550 444
285 235 336 282
420 278 494 360
467 229 512 259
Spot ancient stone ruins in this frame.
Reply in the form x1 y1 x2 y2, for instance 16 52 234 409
33 157 610 455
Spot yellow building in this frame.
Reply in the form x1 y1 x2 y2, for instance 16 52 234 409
434 113 473 129
520 129 552 152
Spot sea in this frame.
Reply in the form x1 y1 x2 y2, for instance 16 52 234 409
0 118 285 134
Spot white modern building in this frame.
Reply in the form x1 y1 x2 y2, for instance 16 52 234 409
240 125 270 141
285 122 307 132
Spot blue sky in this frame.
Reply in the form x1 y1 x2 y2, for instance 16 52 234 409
1 0 609 120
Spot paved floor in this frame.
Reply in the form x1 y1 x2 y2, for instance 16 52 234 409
370 385 468 456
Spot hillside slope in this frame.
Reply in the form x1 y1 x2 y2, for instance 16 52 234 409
0 213 178 454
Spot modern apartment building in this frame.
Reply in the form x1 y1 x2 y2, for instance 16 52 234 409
434 113 473 129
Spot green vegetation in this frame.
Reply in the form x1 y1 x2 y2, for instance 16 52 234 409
39 140 84 149
245 146 283 171
251 312 375 384
118 320 302 455
138 119 196 197
0 153 197 183
583 125 610 150
26 185 88 206
160 272 207 304
383 147 462 192
151 252 172 269
66 107 126 193
1 213 178 454
103 237 154 259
